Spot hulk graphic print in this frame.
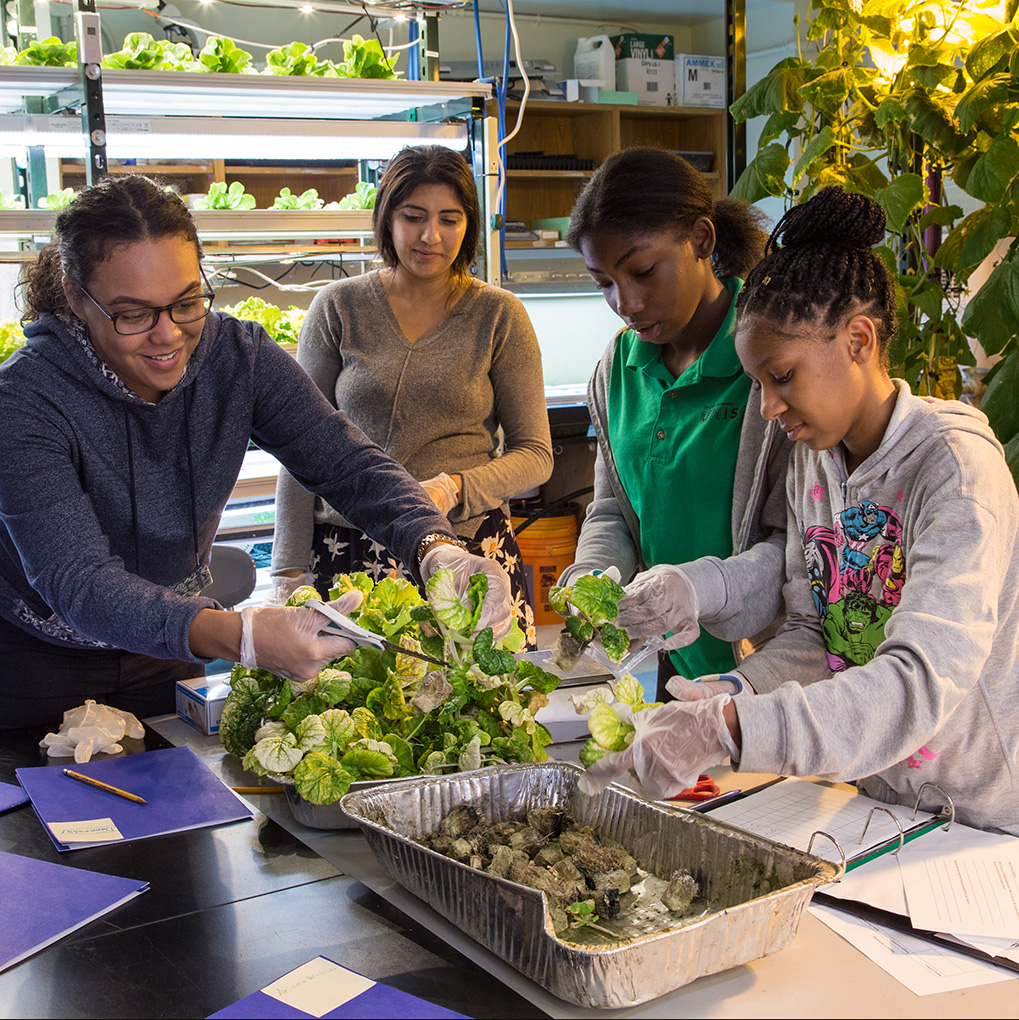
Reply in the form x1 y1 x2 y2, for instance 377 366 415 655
802 499 905 671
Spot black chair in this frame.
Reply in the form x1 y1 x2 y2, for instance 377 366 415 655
203 545 257 609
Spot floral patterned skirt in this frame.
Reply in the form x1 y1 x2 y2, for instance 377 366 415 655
309 507 537 650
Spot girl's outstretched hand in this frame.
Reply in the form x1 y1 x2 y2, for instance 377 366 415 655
615 564 701 649
578 696 738 801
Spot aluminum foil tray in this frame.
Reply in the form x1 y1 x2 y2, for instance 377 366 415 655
341 761 838 1008
284 777 400 830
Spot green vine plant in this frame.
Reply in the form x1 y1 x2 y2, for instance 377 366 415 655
730 0 1019 487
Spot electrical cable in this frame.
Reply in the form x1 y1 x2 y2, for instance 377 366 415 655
512 487 594 535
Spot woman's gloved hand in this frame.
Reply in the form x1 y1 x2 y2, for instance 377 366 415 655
420 542 513 638
559 566 622 616
420 472 461 516
264 571 315 607
239 590 363 681
666 672 751 701
615 564 700 649
578 696 738 801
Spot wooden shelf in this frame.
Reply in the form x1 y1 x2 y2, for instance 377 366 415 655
503 100 726 229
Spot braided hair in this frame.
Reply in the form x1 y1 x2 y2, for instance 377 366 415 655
736 186 896 352
567 147 768 280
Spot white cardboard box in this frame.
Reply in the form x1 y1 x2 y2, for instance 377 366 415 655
677 53 726 108
616 57 676 106
176 673 232 735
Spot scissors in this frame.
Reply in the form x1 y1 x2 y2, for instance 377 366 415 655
667 774 721 803
306 599 450 668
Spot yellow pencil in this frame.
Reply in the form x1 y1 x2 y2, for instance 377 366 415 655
231 786 285 794
62 768 148 805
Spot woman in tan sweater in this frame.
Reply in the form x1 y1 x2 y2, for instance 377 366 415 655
270 145 552 646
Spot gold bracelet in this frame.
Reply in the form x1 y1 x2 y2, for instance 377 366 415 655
415 531 466 566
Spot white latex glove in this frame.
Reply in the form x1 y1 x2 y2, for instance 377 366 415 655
420 472 460 516
578 696 738 801
666 672 751 701
615 564 700 650
39 701 144 762
265 571 315 607
239 590 363 681
420 542 514 639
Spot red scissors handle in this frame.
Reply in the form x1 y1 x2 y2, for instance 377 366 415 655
668 774 721 802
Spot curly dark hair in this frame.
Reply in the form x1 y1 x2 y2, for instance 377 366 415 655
735 186 897 352
20 174 201 323
372 144 479 283
566 146 768 279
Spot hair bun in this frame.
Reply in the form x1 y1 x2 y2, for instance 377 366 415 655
776 186 886 251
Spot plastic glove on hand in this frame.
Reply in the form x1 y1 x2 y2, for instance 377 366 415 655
264 571 315 607
615 564 700 649
578 697 737 801
420 542 514 639
239 590 363 681
666 672 749 701
419 472 460 517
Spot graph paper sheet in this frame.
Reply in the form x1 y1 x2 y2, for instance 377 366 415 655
708 777 935 864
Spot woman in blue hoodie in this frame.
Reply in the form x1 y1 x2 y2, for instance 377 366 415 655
0 175 512 729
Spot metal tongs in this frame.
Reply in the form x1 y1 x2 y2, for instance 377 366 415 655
306 599 450 668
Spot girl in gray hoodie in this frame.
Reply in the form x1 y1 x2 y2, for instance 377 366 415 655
589 186 1019 835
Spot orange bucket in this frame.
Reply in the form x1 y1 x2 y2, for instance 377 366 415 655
511 511 578 626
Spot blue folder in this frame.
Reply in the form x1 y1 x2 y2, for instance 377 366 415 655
16 745 252 851
0 850 148 971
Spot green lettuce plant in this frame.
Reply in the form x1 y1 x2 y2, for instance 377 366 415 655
220 573 561 805
197 36 254 74
220 296 306 345
101 32 196 71
14 37 77 66
730 0 1019 486
272 187 324 210
193 181 256 210
333 34 400 80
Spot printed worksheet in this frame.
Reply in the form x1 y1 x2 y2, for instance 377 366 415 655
899 839 1019 940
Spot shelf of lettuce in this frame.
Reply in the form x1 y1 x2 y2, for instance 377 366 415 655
0 66 492 119
0 208 377 259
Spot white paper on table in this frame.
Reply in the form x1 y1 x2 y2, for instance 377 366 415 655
897 827 1019 940
809 903 1014 996
949 932 1019 965
261 957 374 1018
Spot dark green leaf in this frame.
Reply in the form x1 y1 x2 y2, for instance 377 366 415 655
906 277 947 323
966 29 1015 81
472 627 516 675
917 204 963 231
955 73 1010 134
798 66 855 118
964 135 1019 204
514 658 561 695
934 204 1011 279
904 90 965 152
874 96 908 129
758 109 803 147
729 58 807 122
792 125 837 184
728 143 790 203
874 172 924 233
911 63 959 90
1004 431 1019 491
564 615 594 642
961 257 1019 356
981 347 1019 443
282 693 327 730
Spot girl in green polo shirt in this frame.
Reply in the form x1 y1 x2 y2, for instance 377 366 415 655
560 147 790 698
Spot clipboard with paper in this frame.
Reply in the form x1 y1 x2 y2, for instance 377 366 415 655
703 776 952 871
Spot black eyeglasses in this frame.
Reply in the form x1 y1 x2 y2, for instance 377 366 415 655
80 273 216 336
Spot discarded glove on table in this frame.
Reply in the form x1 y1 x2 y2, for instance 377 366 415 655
39 700 145 763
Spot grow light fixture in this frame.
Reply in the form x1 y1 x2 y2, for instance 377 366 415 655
0 114 468 161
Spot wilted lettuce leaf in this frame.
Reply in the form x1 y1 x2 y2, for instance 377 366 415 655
600 621 629 662
570 573 626 626
588 702 634 752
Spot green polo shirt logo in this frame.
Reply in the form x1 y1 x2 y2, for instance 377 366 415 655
607 277 750 677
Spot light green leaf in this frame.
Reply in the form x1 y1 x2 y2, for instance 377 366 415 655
792 125 837 185
874 172 923 234
728 143 790 203
965 135 1019 205
955 73 1010 134
729 59 807 122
